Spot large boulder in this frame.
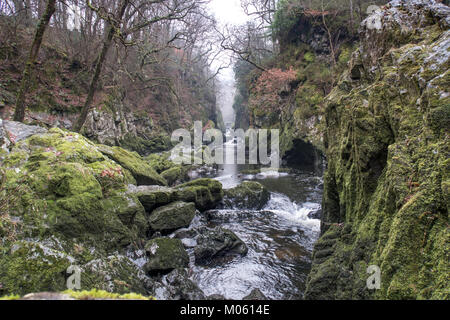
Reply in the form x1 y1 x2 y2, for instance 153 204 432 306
127 185 176 212
224 181 270 210
144 238 189 275
98 144 167 186
193 226 248 266
148 201 196 233
0 127 148 249
161 166 187 186
175 178 224 211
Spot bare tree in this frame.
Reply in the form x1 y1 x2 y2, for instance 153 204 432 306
72 0 129 132
13 0 56 122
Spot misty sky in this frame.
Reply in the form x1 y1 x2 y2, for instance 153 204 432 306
208 0 249 124
209 0 248 26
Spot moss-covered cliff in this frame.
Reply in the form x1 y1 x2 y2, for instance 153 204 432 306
305 0 449 300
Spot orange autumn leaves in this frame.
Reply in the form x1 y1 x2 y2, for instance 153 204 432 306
250 67 297 113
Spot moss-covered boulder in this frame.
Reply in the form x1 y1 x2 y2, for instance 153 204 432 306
98 144 167 186
144 238 189 275
127 185 176 212
175 178 224 211
161 166 186 186
0 125 162 296
224 181 270 210
148 201 196 234
0 127 149 248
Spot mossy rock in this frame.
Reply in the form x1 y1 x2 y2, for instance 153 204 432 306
148 201 196 234
175 178 224 211
80 255 153 295
224 181 270 210
0 241 71 296
120 132 172 157
144 238 189 275
97 144 167 186
127 185 176 212
161 166 187 186
145 152 175 173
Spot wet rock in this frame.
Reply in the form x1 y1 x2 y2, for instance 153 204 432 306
194 226 248 266
223 181 270 210
148 201 196 233
82 254 153 295
127 185 176 212
203 209 274 223
243 289 268 300
176 178 224 211
151 269 206 300
144 238 189 275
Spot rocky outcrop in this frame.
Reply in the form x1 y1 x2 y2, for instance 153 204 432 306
0 122 225 298
243 288 268 300
305 0 449 300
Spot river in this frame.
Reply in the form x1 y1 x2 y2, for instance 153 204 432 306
185 129 324 300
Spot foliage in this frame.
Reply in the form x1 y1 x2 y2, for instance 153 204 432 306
250 67 298 112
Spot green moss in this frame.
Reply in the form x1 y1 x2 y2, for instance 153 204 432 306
120 132 172 157
161 166 185 186
306 12 450 300
0 295 20 300
0 241 71 296
304 52 315 63
98 145 167 186
64 289 154 300
176 178 224 211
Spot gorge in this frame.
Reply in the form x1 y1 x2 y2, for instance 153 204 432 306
0 0 448 301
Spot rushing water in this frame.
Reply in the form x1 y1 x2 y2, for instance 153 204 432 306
186 130 324 300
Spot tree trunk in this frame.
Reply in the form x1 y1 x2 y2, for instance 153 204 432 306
72 0 129 132
13 0 56 122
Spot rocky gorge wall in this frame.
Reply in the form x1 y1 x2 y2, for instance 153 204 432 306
305 0 449 299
